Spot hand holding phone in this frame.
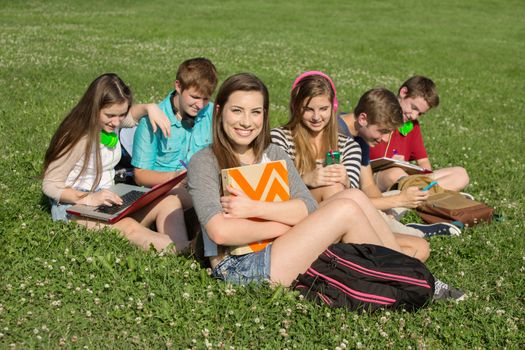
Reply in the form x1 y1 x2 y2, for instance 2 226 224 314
325 150 341 166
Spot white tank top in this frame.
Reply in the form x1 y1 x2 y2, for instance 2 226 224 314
65 142 121 192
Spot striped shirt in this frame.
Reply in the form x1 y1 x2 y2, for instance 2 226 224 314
270 127 362 189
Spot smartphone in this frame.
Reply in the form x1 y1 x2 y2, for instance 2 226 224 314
422 181 438 191
325 151 341 166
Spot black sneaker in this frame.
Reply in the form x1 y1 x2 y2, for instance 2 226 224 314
433 279 466 301
406 222 462 237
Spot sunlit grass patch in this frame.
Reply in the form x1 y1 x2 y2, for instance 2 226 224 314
1 0 524 348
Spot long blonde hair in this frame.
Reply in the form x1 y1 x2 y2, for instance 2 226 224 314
211 73 270 170
285 73 338 175
43 73 132 191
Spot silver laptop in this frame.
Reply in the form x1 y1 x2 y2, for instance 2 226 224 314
67 172 186 223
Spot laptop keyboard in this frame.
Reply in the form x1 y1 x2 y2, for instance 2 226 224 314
95 190 144 215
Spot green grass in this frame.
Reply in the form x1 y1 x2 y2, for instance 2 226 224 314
1 0 524 348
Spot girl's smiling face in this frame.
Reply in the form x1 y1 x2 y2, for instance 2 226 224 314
301 94 332 135
222 90 265 154
98 102 128 133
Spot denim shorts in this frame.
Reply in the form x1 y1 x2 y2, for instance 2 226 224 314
50 199 73 222
48 188 91 222
212 244 272 285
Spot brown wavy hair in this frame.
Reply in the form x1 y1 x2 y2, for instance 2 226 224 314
211 73 270 170
42 73 132 191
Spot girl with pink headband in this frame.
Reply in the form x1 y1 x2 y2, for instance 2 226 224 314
271 71 362 203
271 71 430 262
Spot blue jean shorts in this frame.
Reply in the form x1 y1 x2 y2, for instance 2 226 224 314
212 244 272 285
49 198 73 222
48 188 93 222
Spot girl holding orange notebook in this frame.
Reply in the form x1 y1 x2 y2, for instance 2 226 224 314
187 73 428 286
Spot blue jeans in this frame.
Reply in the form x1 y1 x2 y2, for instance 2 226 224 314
212 244 272 285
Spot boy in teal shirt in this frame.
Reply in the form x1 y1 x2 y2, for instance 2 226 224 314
132 57 218 186
131 58 218 246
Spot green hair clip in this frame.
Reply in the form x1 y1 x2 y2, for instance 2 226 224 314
398 121 414 136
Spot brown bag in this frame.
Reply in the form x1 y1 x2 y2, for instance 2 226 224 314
416 192 494 226
394 175 494 227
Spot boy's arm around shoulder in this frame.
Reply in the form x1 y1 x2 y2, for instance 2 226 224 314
128 103 171 137
131 117 178 187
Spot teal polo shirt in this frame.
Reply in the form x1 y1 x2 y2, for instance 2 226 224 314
131 91 213 172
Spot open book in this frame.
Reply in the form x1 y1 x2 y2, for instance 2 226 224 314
370 157 432 175
221 160 289 255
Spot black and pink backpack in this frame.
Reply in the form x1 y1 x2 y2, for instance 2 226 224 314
293 243 435 312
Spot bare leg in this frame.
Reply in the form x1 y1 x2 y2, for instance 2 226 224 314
131 193 189 252
323 189 429 261
113 218 174 251
270 198 392 286
71 216 174 251
374 167 408 192
323 189 402 250
394 233 430 262
309 183 346 203
168 181 193 208
429 167 469 191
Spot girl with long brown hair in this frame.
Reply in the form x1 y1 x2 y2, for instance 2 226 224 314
187 73 425 286
42 73 189 252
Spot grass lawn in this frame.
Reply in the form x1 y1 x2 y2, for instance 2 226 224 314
1 0 524 348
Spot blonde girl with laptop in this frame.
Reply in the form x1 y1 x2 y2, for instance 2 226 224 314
42 73 189 252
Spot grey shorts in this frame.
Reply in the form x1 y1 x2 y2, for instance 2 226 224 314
212 244 272 285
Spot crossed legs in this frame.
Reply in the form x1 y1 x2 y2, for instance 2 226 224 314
309 183 346 203
72 191 190 252
375 166 469 192
270 188 430 287
270 197 392 286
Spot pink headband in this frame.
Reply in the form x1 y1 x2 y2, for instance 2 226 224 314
291 70 339 113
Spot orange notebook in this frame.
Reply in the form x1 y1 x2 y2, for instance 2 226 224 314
221 160 290 255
